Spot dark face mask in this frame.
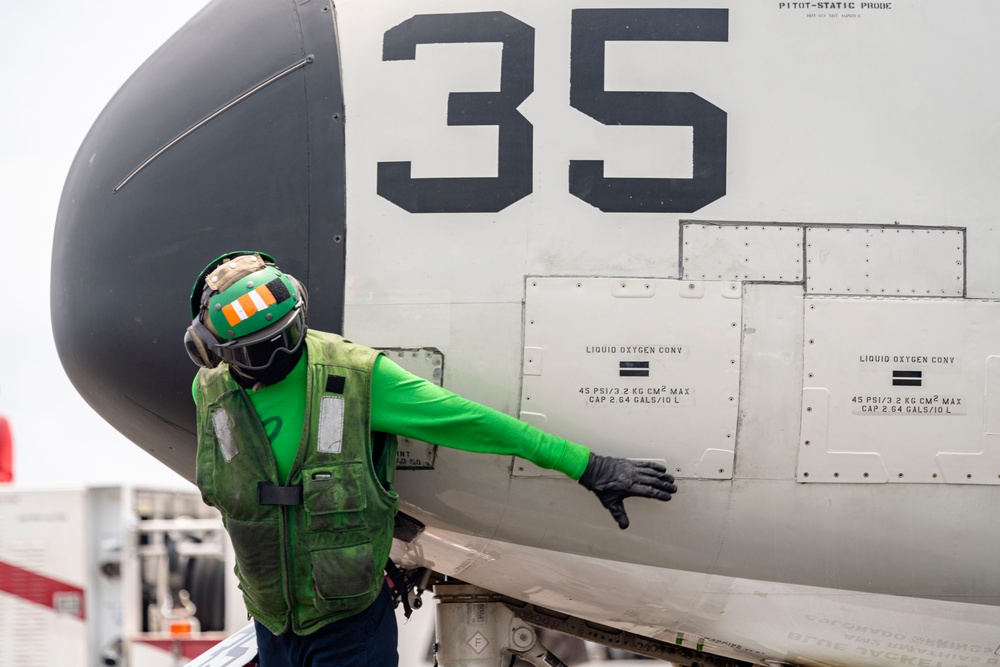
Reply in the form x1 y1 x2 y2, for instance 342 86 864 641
229 343 304 389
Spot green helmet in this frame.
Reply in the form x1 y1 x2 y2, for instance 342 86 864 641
184 252 307 370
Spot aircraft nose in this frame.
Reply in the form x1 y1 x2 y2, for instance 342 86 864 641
51 0 346 480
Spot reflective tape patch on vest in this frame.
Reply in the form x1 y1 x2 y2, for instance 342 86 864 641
212 408 239 462
317 396 345 454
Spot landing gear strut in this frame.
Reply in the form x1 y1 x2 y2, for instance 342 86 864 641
432 583 569 667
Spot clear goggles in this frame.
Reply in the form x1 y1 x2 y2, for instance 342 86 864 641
212 304 307 370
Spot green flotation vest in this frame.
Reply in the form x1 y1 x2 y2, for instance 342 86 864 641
195 331 398 634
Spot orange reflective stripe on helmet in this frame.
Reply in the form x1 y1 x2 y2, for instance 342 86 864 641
221 284 279 326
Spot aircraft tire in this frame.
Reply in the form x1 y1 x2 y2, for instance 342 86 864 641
186 556 226 632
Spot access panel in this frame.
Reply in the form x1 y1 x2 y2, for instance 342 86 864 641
519 278 741 479
378 348 444 470
799 297 1000 484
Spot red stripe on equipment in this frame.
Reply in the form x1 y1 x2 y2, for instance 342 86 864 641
0 559 85 619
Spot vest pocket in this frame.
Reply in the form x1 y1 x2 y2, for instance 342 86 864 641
311 540 377 608
225 517 284 608
303 463 368 532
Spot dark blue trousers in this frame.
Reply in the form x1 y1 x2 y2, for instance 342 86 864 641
254 583 399 666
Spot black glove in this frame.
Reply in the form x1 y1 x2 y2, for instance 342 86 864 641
578 454 677 529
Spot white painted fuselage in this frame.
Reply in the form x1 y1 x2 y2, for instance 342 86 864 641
334 1 1000 665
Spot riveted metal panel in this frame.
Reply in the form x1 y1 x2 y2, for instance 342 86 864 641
805 226 965 297
519 278 741 479
681 221 804 283
798 297 1000 484
378 348 444 469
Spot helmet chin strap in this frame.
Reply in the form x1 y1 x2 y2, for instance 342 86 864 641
227 344 305 390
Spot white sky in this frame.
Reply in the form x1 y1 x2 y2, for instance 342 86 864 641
0 1 211 489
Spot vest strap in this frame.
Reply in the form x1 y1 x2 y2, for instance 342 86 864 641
384 558 412 619
257 482 303 506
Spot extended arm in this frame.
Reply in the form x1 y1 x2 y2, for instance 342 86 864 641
370 356 676 528
370 356 589 478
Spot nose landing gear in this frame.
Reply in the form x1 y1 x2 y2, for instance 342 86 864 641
432 583 569 667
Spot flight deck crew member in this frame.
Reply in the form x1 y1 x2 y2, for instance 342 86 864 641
183 251 677 667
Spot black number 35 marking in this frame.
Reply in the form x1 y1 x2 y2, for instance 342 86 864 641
377 9 728 215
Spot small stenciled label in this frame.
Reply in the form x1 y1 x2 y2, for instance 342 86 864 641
468 632 490 654
469 603 486 624
396 438 436 470
777 1 893 18
779 1 892 7
859 355 958 365
579 385 694 406
850 394 966 415
585 345 687 356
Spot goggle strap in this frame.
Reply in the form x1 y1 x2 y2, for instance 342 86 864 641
187 322 219 369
